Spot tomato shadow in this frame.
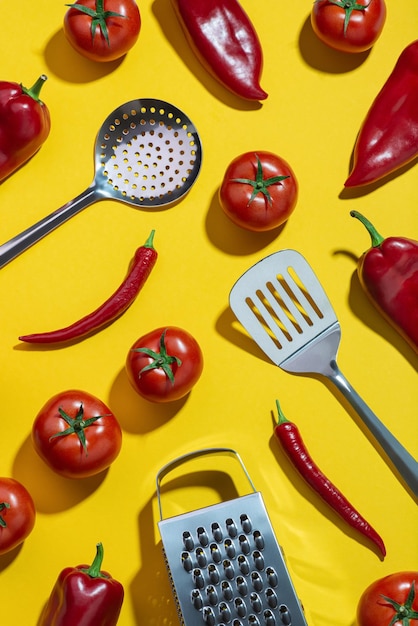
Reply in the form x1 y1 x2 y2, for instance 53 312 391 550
205 189 286 256
43 28 124 83
334 249 418 371
0 542 24 572
108 367 188 434
298 14 370 73
12 435 108 514
268 428 385 560
151 0 263 111
129 471 240 625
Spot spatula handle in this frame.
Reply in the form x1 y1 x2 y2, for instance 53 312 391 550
0 186 98 269
330 366 418 498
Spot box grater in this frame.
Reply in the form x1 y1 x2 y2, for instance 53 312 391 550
156 448 309 626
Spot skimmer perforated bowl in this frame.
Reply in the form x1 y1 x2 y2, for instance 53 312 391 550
156 448 308 626
0 98 202 268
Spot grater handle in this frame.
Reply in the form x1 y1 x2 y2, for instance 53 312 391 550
156 447 257 520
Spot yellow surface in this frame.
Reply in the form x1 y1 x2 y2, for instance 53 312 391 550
0 1 417 624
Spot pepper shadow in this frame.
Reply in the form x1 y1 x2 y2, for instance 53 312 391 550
43 28 124 83
12 435 108 514
129 470 240 625
108 366 188 434
268 422 385 560
298 14 370 73
151 0 263 111
205 189 286 255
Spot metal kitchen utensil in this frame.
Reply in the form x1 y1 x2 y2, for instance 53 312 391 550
229 249 418 497
0 98 202 268
157 447 308 626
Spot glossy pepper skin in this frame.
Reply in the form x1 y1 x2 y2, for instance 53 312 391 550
170 0 267 101
351 211 418 352
273 400 386 557
40 543 124 626
0 75 50 183
345 40 418 187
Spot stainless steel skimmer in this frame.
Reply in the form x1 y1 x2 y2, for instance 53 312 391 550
229 249 418 497
0 98 202 268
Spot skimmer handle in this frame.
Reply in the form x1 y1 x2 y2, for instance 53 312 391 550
0 185 99 269
156 448 257 520
330 366 418 498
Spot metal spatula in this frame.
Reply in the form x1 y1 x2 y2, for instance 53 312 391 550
229 249 418 497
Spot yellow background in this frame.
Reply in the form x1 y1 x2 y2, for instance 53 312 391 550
0 1 417 624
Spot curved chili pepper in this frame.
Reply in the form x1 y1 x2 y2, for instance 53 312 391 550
345 40 418 187
19 230 157 344
351 210 418 352
40 542 124 626
170 0 267 101
273 399 386 557
0 75 50 183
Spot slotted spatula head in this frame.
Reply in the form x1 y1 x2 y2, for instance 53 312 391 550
229 249 342 375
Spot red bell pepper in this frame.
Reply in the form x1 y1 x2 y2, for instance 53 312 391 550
0 75 50 183
351 210 418 352
345 40 418 187
170 0 267 101
40 543 124 626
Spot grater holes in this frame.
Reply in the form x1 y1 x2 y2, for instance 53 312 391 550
278 604 292 625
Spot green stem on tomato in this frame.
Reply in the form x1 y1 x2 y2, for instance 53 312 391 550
65 0 126 45
131 329 182 385
231 155 289 206
49 403 111 455
381 580 418 625
322 0 371 35
0 502 11 528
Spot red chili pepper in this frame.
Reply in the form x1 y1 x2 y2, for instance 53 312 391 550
40 542 124 626
273 400 386 557
345 40 418 187
19 229 157 344
0 75 50 183
170 0 267 101
351 210 418 352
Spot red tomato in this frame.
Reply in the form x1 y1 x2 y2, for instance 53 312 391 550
64 0 141 62
311 0 386 54
126 327 204 402
0 478 36 555
219 151 298 232
32 390 122 479
357 572 418 626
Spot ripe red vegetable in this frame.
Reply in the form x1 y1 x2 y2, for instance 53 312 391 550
64 0 141 62
0 75 50 183
0 478 36 555
273 400 386 557
170 0 267 100
40 542 124 626
351 211 418 353
357 572 418 626
345 40 418 187
126 327 204 402
32 390 122 479
311 0 386 53
219 151 298 232
19 230 157 344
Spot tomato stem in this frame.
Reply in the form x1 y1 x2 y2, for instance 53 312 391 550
230 154 289 206
324 0 371 35
65 0 126 46
49 403 111 455
0 502 11 528
132 329 182 385
380 580 418 625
